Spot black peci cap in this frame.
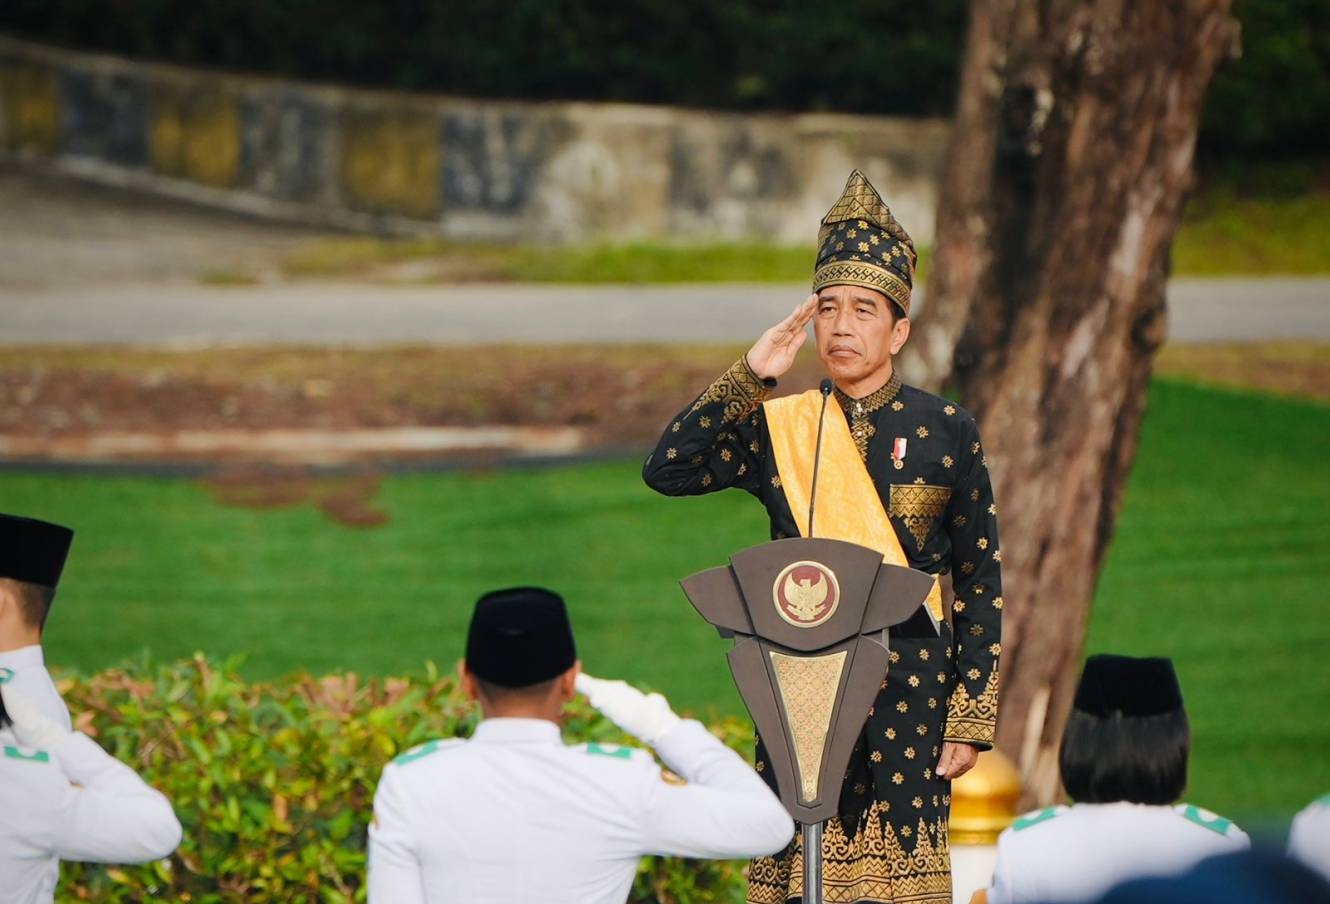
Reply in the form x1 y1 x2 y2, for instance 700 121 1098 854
0 513 74 588
465 587 576 688
1073 654 1184 719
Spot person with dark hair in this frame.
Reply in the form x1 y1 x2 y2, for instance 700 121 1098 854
643 170 1003 903
986 655 1248 904
0 512 75 734
0 680 183 904
366 586 793 904
0 512 182 903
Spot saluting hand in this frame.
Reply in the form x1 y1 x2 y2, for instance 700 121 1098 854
576 673 682 746
0 685 70 751
745 294 818 381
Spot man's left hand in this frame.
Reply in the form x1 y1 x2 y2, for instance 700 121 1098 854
936 741 978 780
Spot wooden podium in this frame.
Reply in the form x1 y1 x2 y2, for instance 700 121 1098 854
682 537 936 904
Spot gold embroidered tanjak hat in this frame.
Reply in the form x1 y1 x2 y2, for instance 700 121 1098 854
812 169 917 317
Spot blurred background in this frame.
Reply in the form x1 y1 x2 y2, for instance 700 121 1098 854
0 0 1326 848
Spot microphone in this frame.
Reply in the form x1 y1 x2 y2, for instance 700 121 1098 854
807 379 833 537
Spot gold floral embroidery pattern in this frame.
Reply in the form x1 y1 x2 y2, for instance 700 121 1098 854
746 806 951 904
834 373 902 461
888 484 952 549
692 357 771 424
812 262 912 316
769 650 848 804
944 667 999 748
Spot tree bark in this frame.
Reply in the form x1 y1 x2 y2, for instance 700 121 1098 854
901 0 1239 805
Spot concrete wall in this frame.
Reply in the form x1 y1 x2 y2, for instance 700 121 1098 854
0 35 950 244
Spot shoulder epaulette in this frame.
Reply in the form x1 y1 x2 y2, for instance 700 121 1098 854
390 738 464 767
1011 806 1066 832
1175 804 1237 836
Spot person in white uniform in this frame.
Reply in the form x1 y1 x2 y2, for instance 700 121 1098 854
0 514 75 733
0 681 183 904
987 655 1248 904
1288 793 1330 883
368 586 794 904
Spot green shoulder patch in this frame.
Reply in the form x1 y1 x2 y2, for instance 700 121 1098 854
0 667 14 685
3 745 51 763
391 739 457 767
1178 804 1233 836
1012 806 1063 832
583 742 634 760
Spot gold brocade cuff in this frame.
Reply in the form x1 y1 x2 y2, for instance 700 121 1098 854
943 718 996 751
944 669 999 750
691 357 775 424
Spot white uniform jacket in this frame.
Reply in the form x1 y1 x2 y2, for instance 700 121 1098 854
0 646 72 731
1289 794 1330 882
987 801 1249 904
368 717 794 904
0 732 182 904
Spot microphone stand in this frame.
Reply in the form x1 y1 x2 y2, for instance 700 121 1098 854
802 377 833 904
807 378 833 540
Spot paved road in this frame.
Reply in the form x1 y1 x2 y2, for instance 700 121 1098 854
0 277 1326 345
0 167 1325 345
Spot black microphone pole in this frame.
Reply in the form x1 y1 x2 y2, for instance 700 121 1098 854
807 378 833 538
802 377 835 904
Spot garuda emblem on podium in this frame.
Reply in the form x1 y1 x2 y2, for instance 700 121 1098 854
773 561 840 628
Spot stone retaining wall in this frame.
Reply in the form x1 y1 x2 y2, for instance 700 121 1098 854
0 35 949 243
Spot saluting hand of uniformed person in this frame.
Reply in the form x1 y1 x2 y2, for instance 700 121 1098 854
2 681 70 750
576 673 682 745
745 294 818 381
0 682 183 880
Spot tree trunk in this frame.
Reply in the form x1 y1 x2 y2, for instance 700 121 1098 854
901 0 1238 805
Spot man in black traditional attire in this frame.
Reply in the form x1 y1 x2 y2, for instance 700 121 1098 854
643 170 1004 904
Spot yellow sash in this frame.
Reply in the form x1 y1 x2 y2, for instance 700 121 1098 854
764 390 944 621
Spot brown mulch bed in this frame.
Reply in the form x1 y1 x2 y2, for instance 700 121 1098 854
0 345 828 452
0 342 1323 458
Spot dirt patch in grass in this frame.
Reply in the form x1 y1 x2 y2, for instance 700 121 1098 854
202 467 389 527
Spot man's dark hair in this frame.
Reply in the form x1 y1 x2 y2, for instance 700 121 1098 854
1058 707 1190 805
0 577 57 632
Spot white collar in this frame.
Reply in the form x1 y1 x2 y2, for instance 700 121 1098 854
0 645 45 668
471 718 562 745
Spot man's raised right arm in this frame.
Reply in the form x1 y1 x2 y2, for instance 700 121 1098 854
641 356 772 497
643 295 816 497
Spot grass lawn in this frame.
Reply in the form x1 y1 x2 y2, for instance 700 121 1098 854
4 377 1327 826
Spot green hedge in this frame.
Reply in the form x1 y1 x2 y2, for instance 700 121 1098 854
54 656 753 903
0 0 966 117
